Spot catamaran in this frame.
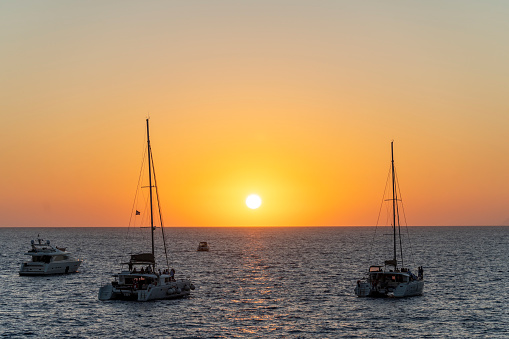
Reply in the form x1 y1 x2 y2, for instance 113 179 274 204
98 119 195 301
354 142 424 298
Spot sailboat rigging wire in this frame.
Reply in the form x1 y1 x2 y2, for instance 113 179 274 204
123 138 148 258
136 189 151 247
149 150 171 270
395 167 416 267
369 164 392 265
394 166 404 268
123 121 170 269
384 198 392 227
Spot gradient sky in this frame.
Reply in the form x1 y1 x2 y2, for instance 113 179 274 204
1 1 508 227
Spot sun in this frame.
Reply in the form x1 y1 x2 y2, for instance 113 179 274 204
246 194 262 209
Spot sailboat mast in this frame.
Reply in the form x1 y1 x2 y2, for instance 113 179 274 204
391 141 397 264
146 118 155 258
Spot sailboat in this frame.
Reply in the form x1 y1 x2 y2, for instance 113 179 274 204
354 142 424 298
98 119 195 301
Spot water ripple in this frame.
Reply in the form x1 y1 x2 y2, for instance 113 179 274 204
0 226 507 338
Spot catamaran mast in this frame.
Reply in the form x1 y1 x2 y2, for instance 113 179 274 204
146 118 155 258
391 141 397 265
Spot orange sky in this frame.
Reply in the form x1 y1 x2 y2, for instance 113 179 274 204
1 1 508 226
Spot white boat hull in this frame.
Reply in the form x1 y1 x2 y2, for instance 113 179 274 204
355 280 424 298
19 260 82 276
99 279 194 301
392 280 424 297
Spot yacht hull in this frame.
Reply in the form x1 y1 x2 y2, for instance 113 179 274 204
19 260 82 276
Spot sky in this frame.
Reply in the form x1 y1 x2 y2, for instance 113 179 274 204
1 1 508 227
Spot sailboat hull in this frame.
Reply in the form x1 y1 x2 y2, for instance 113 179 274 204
392 280 424 297
355 279 424 298
99 279 194 301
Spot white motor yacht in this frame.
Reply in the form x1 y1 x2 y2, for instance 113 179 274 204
19 237 82 276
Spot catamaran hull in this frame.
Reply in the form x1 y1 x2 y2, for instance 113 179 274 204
99 280 194 301
392 280 424 297
19 261 82 276
355 280 424 298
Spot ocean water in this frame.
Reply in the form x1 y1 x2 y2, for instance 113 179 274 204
0 226 507 338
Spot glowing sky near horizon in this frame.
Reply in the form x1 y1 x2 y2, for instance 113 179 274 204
1 1 508 227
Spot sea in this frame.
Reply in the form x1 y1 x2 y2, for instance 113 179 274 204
0 226 507 338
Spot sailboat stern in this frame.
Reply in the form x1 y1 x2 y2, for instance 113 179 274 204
354 280 371 297
98 284 114 300
138 279 194 301
392 280 424 297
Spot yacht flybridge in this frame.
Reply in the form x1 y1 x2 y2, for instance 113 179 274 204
354 142 424 298
19 237 82 276
98 119 194 301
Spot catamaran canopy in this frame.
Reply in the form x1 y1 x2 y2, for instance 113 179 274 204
130 253 155 264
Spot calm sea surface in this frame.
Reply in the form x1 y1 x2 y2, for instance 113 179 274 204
0 226 507 338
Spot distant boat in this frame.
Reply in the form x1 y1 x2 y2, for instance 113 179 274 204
98 119 195 301
197 242 209 251
19 236 82 275
354 142 424 298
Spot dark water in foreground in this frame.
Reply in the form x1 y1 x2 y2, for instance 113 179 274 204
0 227 507 338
